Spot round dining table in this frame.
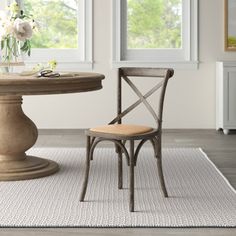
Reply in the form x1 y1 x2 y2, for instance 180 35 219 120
0 72 105 181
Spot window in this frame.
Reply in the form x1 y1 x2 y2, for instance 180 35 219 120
113 0 198 69
23 0 79 49
18 0 93 69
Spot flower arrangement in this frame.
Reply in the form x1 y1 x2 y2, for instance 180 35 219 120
0 1 36 64
19 59 58 76
48 60 57 70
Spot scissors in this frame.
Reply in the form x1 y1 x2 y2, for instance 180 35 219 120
37 69 60 78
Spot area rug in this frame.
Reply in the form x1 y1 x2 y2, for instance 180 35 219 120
0 148 235 228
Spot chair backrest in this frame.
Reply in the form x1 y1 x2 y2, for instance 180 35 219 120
109 67 174 129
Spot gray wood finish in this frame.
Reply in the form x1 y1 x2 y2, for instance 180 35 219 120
80 68 174 211
129 139 135 212
0 129 234 235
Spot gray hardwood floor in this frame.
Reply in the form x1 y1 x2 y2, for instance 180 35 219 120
0 129 235 236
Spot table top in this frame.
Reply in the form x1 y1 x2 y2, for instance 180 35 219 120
0 72 105 96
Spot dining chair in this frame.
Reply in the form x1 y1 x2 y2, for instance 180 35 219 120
80 67 174 212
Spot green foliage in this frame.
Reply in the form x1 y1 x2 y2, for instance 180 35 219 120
20 40 31 56
127 0 182 49
228 36 236 48
24 0 78 49
24 0 181 50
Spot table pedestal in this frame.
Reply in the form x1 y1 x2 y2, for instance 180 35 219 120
0 96 59 181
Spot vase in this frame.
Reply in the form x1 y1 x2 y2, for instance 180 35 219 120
0 66 10 74
0 38 24 74
0 62 25 74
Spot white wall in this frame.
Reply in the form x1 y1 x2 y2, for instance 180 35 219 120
23 0 236 129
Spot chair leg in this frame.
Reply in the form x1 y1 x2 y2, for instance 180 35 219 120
129 140 135 212
90 137 95 160
118 146 123 189
156 139 168 198
80 136 91 202
157 157 168 197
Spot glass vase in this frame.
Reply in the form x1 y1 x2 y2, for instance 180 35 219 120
0 38 24 74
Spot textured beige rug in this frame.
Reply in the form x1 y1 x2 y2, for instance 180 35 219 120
0 148 235 227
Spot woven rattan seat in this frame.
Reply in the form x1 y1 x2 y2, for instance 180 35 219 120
90 124 153 136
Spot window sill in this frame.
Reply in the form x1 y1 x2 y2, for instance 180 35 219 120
112 61 199 70
25 61 93 71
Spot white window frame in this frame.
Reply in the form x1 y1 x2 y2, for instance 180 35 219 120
15 0 93 70
112 0 199 69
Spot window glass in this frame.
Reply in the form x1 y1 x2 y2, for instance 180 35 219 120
23 0 78 49
127 0 182 49
228 0 236 47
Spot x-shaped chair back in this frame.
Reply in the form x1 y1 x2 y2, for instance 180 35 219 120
109 67 174 129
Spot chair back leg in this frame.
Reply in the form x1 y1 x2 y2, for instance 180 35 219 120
118 147 123 189
115 142 123 189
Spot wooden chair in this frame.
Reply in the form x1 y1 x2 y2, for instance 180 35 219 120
80 67 174 212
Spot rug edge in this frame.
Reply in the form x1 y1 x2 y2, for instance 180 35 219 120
198 148 236 194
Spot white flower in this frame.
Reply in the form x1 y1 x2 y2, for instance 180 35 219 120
3 20 14 35
8 1 20 15
0 11 7 21
0 16 14 40
13 18 32 41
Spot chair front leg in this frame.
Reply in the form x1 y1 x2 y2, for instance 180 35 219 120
156 137 168 197
129 140 135 212
80 135 91 202
150 137 158 159
90 137 96 160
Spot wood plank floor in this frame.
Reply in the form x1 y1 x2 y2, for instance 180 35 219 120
0 129 235 236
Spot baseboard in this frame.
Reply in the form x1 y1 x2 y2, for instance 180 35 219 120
38 128 217 136
38 129 87 135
